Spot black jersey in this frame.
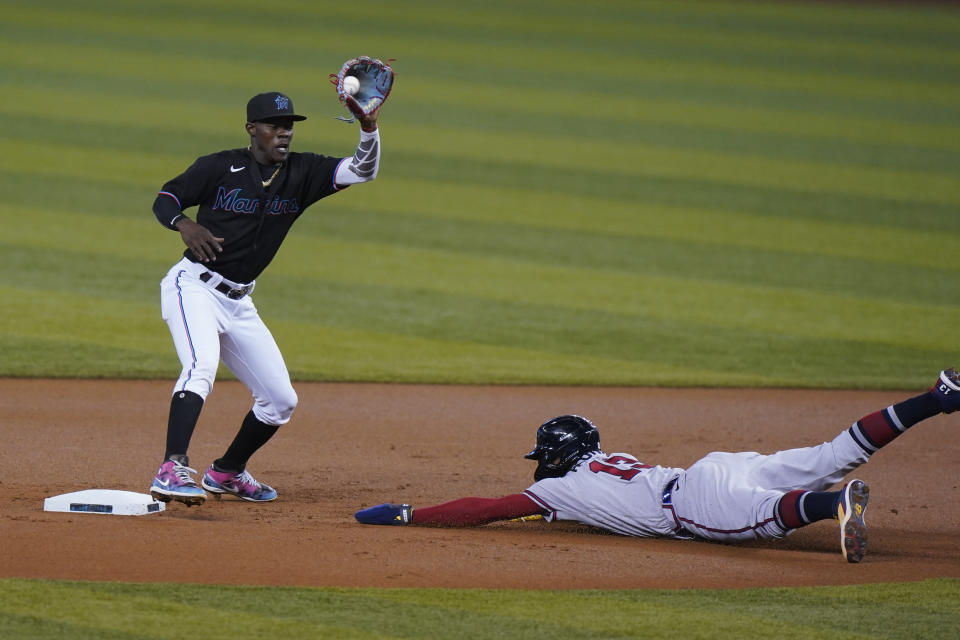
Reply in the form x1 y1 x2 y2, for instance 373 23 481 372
154 148 345 283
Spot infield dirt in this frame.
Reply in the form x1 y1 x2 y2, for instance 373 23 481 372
2 379 958 589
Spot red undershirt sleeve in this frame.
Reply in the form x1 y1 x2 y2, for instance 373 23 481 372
412 494 543 527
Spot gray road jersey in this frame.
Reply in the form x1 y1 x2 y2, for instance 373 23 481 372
523 450 684 538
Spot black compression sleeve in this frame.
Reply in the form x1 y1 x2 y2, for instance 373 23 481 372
153 192 185 230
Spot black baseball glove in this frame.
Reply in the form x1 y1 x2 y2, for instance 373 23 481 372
329 56 395 123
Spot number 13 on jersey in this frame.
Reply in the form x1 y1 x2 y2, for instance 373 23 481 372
589 455 652 481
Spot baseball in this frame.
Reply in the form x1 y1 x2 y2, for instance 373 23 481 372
343 76 360 96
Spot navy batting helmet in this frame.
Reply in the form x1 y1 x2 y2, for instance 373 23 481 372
524 415 600 481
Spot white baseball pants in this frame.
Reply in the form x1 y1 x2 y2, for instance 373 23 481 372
670 429 869 541
160 257 297 426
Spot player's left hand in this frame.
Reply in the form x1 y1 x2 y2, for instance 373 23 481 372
355 503 412 525
358 105 380 133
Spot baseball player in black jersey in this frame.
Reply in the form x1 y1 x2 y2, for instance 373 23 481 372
149 91 382 505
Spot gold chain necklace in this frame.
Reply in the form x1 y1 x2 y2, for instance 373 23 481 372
262 164 282 188
247 145 283 188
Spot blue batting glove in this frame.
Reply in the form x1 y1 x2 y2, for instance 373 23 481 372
355 503 413 525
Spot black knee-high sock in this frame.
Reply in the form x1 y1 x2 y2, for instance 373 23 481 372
847 392 942 456
164 390 204 462
777 489 841 529
214 410 279 473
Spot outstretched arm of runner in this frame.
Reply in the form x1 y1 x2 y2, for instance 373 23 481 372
355 493 543 527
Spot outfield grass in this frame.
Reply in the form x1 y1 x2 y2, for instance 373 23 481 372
1 578 957 639
1 0 958 388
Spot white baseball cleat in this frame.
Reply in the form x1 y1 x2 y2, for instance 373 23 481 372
837 479 869 563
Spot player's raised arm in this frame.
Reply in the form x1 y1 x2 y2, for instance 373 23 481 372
334 125 380 187
330 56 392 188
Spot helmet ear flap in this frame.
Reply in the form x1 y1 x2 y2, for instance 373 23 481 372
532 463 552 482
525 445 552 481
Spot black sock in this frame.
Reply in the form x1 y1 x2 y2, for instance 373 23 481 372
800 491 840 523
893 392 942 426
164 390 204 462
214 410 279 473
848 391 943 456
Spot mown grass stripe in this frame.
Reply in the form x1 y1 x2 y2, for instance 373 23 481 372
4 155 957 238
0 313 724 386
320 190 955 270
290 211 956 306
7 65 951 141
3 225 955 359
13 0 958 61
5 197 959 337
2 174 171 220
608 79 960 127
389 125 960 205
274 320 725 387
6 0 958 72
376 155 958 232
1 578 957 640
4 81 959 165
3 253 954 387
7 129 955 210
0 141 209 188
5 5 958 87
5 200 957 314
0 288 167 351
3 6 958 109
0 336 176 379
263 241 959 354
637 0 960 46
0 581 391 639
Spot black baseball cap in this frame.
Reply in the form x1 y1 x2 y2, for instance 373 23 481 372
246 92 307 122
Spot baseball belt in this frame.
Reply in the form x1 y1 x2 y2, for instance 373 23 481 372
662 476 696 539
199 271 253 300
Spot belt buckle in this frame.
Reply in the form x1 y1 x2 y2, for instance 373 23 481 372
227 286 247 300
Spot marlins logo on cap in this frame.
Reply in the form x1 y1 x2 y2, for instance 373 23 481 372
247 92 307 122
